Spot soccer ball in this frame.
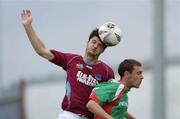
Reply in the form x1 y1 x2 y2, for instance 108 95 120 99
98 22 122 46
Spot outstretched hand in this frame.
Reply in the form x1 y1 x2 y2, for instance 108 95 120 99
21 9 32 26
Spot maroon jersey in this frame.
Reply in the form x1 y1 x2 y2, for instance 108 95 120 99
49 49 114 119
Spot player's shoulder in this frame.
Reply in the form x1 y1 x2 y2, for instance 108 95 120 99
67 53 81 59
94 81 119 92
50 49 80 56
97 80 119 86
100 61 113 70
50 49 83 61
65 53 83 64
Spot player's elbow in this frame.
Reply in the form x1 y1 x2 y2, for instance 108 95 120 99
35 48 45 57
33 46 43 55
86 101 91 110
86 100 95 112
35 48 54 60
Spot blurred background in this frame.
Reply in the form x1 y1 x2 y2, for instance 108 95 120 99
0 0 179 119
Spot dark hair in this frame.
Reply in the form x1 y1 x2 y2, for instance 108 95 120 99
88 28 107 49
118 59 142 77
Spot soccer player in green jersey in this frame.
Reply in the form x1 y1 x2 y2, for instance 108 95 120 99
87 59 144 119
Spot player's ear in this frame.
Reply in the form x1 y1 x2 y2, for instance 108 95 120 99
124 71 130 78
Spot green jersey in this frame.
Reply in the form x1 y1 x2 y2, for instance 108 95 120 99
89 81 129 119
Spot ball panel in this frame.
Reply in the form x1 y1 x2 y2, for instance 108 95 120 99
104 33 120 46
98 22 122 47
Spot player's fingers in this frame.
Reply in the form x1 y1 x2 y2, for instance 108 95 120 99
21 10 27 18
23 9 26 15
26 10 31 17
26 9 30 14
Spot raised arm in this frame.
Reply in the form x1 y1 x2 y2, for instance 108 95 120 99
86 100 113 119
21 9 54 60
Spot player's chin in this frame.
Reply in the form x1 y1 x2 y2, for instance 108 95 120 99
88 51 99 56
134 84 140 88
137 84 142 88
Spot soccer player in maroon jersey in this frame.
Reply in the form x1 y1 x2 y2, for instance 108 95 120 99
21 9 114 119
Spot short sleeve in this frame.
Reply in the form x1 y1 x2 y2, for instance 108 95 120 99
49 49 78 70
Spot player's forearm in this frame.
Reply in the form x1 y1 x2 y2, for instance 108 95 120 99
24 24 46 56
87 100 113 119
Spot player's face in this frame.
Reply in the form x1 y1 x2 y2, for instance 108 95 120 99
86 36 105 56
129 66 144 88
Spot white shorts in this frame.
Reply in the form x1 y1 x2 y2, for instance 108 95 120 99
57 111 88 119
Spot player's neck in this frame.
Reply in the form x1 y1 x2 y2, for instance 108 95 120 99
83 54 100 65
120 80 125 85
120 79 128 86
120 79 132 89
